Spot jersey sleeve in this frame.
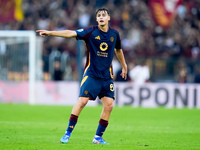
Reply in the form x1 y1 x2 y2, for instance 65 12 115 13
115 32 122 49
75 26 94 40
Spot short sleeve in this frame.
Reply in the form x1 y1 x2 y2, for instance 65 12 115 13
76 26 94 40
115 32 121 49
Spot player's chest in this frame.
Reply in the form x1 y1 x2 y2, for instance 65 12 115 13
89 31 116 48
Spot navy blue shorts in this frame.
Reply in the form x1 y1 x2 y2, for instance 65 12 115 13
79 76 115 100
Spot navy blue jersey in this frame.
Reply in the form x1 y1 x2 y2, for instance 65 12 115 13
76 25 121 79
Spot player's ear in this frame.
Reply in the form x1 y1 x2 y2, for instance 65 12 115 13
108 16 110 21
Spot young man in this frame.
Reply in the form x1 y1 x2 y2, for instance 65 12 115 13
36 8 127 145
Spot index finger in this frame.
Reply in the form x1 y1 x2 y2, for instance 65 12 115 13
36 30 44 32
125 74 127 80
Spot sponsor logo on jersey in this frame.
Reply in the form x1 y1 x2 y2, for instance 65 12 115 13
100 42 108 51
69 126 74 128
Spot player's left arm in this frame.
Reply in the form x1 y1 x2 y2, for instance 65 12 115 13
115 49 127 80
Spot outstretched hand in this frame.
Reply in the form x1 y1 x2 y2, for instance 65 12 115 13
36 30 51 37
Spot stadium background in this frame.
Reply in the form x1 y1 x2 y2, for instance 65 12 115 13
0 0 200 106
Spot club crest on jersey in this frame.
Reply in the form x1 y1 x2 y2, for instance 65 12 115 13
100 42 108 51
95 35 101 40
110 37 114 42
84 90 88 95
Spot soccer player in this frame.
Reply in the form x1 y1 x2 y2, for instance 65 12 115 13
36 8 127 145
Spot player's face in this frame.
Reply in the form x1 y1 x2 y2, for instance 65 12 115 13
96 11 110 26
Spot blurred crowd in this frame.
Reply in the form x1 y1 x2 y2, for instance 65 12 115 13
1 0 200 83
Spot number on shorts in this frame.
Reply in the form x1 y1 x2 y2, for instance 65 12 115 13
110 84 114 91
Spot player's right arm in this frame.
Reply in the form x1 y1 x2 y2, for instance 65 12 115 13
36 30 77 38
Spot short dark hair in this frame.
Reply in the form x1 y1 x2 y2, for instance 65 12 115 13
96 8 110 17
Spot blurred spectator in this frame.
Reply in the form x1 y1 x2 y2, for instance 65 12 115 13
129 59 150 85
52 60 64 81
174 60 191 83
194 65 200 83
1 0 200 82
127 23 142 48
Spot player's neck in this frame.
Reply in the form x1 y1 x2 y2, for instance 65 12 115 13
98 25 109 32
